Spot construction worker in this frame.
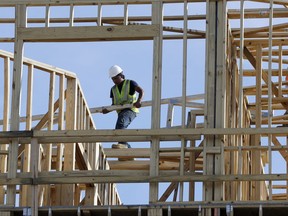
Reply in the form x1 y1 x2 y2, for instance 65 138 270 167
102 65 144 149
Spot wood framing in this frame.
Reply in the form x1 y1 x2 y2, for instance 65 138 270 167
0 0 287 216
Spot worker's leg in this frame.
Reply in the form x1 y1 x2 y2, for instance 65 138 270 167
115 109 137 130
114 109 136 148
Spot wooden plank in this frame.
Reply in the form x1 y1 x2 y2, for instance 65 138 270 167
32 172 288 184
31 138 39 216
242 50 288 57
178 0 189 201
42 72 55 206
7 4 26 206
0 132 281 148
21 64 34 206
104 148 202 158
233 22 288 37
0 15 207 25
228 8 288 19
243 69 288 77
253 44 262 199
45 5 50 27
1 169 288 185
148 208 162 216
124 2 128 25
69 4 74 27
56 75 65 171
204 0 216 207
188 113 196 201
166 104 174 127
0 0 208 6
61 78 77 205
0 57 10 204
54 75 65 205
32 127 288 139
214 0 226 202
2 57 10 131
97 3 102 26
204 0 228 205
18 25 159 42
278 45 283 95
234 31 288 39
234 38 288 47
149 0 163 204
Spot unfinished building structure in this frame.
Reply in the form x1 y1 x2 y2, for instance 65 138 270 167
0 0 288 215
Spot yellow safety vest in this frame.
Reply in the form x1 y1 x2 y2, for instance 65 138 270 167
112 80 139 113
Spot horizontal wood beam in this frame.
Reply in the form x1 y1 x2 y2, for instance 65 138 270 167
234 38 288 47
0 0 283 6
233 22 288 37
1 127 288 139
0 34 205 43
0 202 288 211
243 69 288 76
3 171 287 185
32 127 288 138
0 15 206 24
251 0 288 6
228 8 288 19
26 171 288 184
0 0 207 6
18 25 159 42
1 127 288 144
108 160 203 170
233 32 288 39
103 148 202 158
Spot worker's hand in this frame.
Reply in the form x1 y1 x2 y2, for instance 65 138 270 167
102 108 110 114
134 101 142 108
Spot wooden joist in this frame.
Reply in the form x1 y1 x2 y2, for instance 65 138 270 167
233 22 288 37
104 148 202 159
228 8 288 19
108 160 203 170
18 25 160 42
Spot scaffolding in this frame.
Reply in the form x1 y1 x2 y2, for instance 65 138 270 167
0 0 288 215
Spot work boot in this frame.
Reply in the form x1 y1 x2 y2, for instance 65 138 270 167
111 143 131 149
111 143 134 161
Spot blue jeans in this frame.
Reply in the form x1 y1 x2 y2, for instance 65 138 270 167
115 109 137 147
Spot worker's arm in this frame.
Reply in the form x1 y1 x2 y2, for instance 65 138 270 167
134 86 144 108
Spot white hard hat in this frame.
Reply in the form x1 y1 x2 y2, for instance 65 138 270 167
109 65 123 78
